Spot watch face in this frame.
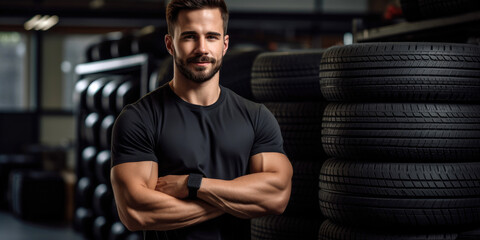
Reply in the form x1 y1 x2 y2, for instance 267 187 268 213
188 173 203 199
188 174 203 188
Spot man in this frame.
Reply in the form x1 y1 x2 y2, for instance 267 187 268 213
110 0 292 239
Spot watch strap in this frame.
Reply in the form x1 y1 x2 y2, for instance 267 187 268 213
187 173 203 199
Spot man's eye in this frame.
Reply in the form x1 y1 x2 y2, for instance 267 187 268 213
184 35 195 39
207 36 219 40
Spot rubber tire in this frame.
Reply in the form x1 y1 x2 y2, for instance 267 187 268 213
264 102 327 161
74 77 96 109
81 146 98 181
283 160 322 217
76 177 95 208
74 207 95 239
126 232 143 240
109 222 130 240
220 49 263 100
319 158 480 228
87 77 113 113
131 26 169 59
93 183 113 218
320 42 480 102
86 44 100 62
251 50 324 102
458 228 480 240
89 42 107 61
322 103 480 162
96 150 111 184
319 220 460 240
84 113 102 147
102 76 128 115
99 39 115 60
110 33 135 58
100 115 115 150
251 215 321 240
116 81 140 114
93 216 111 240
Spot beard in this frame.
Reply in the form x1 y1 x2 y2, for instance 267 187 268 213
174 53 223 83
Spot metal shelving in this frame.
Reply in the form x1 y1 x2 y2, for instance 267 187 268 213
354 10 480 43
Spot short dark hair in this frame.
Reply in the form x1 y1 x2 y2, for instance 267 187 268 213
166 0 229 36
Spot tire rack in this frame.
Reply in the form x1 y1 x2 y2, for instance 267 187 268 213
317 1 480 233
73 54 154 240
249 50 326 239
353 10 480 43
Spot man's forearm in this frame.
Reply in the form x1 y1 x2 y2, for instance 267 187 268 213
120 188 224 231
197 172 291 219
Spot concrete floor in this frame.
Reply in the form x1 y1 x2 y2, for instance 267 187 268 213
0 210 84 240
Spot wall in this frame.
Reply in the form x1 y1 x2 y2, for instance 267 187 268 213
226 0 318 12
42 34 64 110
323 0 368 13
165 0 369 13
41 33 76 171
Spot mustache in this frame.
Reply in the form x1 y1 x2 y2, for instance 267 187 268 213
187 55 216 64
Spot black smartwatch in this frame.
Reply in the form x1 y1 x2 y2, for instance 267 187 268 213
187 173 203 199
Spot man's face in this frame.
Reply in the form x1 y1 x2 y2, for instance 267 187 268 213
166 8 229 83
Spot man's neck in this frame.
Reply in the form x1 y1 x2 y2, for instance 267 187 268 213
169 76 221 106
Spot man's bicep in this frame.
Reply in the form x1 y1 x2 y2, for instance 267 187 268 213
111 161 158 193
249 152 292 175
249 152 293 197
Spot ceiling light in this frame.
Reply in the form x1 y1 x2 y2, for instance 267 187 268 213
24 15 41 31
90 0 105 9
24 15 59 31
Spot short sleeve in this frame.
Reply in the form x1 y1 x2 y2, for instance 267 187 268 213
250 104 285 156
111 105 158 167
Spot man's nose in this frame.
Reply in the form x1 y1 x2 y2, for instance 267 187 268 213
195 37 208 55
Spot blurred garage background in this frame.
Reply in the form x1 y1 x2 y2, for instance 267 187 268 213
1 0 479 239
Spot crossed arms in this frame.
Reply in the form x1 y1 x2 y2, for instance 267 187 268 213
110 152 292 231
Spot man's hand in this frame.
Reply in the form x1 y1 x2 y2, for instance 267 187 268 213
155 175 189 199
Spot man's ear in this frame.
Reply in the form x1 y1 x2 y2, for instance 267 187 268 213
165 34 174 56
223 34 229 56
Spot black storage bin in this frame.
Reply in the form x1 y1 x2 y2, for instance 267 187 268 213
0 155 41 208
8 170 65 221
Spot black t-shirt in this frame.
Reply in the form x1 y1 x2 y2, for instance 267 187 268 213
111 83 285 240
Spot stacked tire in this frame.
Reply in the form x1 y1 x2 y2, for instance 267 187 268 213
74 75 142 240
250 50 326 240
86 26 168 62
318 42 480 239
